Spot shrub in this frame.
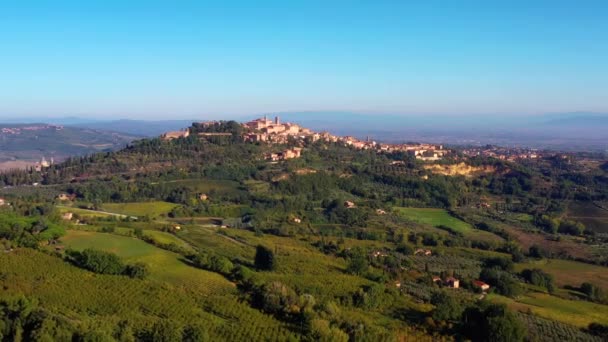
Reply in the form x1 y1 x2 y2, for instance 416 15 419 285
124 263 149 279
462 303 526 342
149 320 182 342
480 268 521 297
430 291 463 321
588 322 608 339
520 269 555 293
254 245 276 271
67 249 125 275
580 283 607 304
346 247 368 275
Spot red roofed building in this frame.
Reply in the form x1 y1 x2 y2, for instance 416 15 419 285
473 280 490 291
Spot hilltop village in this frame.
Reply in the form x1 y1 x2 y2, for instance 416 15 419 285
163 115 450 161
162 116 571 163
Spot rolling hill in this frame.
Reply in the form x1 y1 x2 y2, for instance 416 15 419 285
0 123 140 169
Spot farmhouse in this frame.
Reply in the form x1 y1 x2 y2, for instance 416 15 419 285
344 201 356 208
56 193 76 201
414 249 432 256
265 147 303 161
61 212 73 220
0 198 7 206
446 277 460 289
473 280 490 291
371 250 388 258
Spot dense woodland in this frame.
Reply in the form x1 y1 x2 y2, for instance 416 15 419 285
1 121 607 341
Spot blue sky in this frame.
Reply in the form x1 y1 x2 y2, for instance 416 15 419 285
0 1 607 119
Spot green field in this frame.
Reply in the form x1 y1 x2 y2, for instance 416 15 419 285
101 201 178 218
514 259 608 290
394 207 502 243
144 229 195 252
394 207 473 233
0 248 297 340
489 292 608 327
61 230 232 295
0 248 220 326
57 205 131 218
211 228 377 301
179 226 378 301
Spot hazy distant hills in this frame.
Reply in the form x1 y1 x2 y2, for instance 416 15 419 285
0 117 196 137
0 112 605 168
542 112 608 126
0 124 139 170
68 119 196 137
269 112 608 152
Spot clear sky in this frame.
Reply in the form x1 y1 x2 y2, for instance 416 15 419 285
1 1 607 119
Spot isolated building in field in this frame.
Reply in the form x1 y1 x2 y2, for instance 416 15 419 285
56 193 75 201
473 280 490 291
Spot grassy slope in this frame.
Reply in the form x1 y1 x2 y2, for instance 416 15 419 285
0 248 298 340
101 201 178 217
489 292 608 327
144 230 195 252
61 230 232 295
57 205 130 218
178 225 431 339
514 259 608 290
393 207 503 243
0 248 219 326
393 207 473 233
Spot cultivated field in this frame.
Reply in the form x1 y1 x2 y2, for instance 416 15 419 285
566 201 608 233
101 201 178 218
57 205 131 218
501 224 594 261
61 230 232 295
514 259 608 290
393 207 502 243
489 292 608 328
143 229 195 252
0 248 298 340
